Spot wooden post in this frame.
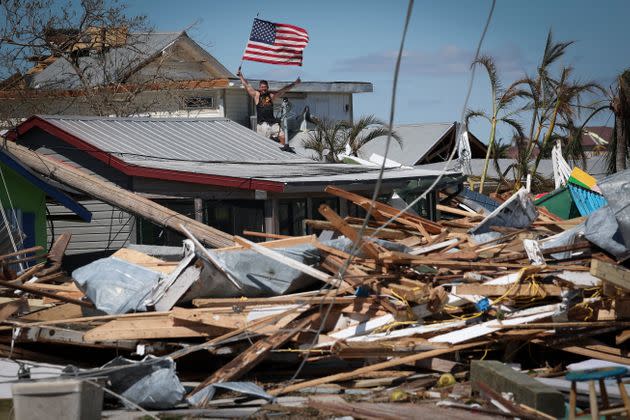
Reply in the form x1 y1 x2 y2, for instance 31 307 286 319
194 198 203 222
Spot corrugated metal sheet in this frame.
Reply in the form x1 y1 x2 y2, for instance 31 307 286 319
38 115 311 163
31 32 184 90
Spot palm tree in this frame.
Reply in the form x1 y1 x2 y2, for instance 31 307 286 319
610 69 630 172
516 30 574 184
302 118 349 162
343 115 402 157
530 66 603 176
466 55 527 193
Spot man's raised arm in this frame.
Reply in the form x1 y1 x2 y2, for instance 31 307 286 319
237 70 258 98
274 77 301 99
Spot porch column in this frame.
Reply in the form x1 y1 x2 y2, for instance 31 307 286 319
194 198 203 222
264 197 279 236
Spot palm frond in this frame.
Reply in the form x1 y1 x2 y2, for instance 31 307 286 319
499 116 525 139
472 55 501 92
464 108 491 127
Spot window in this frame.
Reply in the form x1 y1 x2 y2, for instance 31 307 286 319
184 96 214 109
279 199 306 236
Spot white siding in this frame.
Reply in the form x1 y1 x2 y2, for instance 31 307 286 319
46 200 134 255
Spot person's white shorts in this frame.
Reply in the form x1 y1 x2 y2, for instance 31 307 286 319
257 122 281 139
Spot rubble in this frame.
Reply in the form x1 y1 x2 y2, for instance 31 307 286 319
1 173 630 419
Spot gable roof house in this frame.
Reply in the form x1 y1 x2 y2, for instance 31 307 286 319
357 122 487 166
9 115 457 258
0 29 372 133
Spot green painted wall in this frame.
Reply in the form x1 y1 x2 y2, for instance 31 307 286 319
0 162 47 249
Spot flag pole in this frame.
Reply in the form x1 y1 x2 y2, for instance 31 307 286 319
238 12 261 74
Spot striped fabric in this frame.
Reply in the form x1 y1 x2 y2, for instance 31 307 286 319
242 18 309 66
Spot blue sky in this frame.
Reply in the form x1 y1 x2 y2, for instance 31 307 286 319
128 0 629 142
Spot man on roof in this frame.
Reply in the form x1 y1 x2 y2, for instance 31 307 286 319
237 69 300 150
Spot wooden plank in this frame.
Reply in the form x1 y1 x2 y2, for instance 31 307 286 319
168 306 303 360
19 303 84 322
305 220 407 240
0 246 44 261
269 340 489 396
591 259 630 292
616 330 630 345
242 230 291 240
0 278 93 307
453 283 563 297
324 185 442 234
192 296 364 308
318 204 381 260
436 204 479 218
549 343 630 365
0 299 26 322
189 311 321 405
83 316 230 342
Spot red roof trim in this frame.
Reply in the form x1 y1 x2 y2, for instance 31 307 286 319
15 116 286 192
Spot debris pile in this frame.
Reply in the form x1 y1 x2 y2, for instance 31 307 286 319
1 173 629 418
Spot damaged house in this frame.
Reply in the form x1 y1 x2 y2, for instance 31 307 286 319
7 115 459 261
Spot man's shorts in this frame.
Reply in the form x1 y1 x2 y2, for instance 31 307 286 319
257 122 281 139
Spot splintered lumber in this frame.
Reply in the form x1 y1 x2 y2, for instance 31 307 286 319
0 246 44 261
436 204 479 218
190 311 321 403
83 316 231 342
591 259 630 292
6 141 234 248
242 230 292 240
269 340 490 396
0 278 93 307
324 185 443 234
318 204 382 259
0 299 26 321
452 283 563 297
169 306 303 360
305 219 407 240
192 296 364 308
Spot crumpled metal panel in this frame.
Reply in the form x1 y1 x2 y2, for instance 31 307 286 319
73 257 161 314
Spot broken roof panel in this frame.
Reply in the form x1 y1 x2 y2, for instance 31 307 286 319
30 32 185 90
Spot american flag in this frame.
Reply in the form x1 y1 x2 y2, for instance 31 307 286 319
242 18 309 66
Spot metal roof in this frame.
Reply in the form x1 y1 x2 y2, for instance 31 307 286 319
30 32 185 89
124 158 451 192
34 115 312 164
229 79 373 94
356 123 456 166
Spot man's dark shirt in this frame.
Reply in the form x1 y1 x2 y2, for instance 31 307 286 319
256 92 277 124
